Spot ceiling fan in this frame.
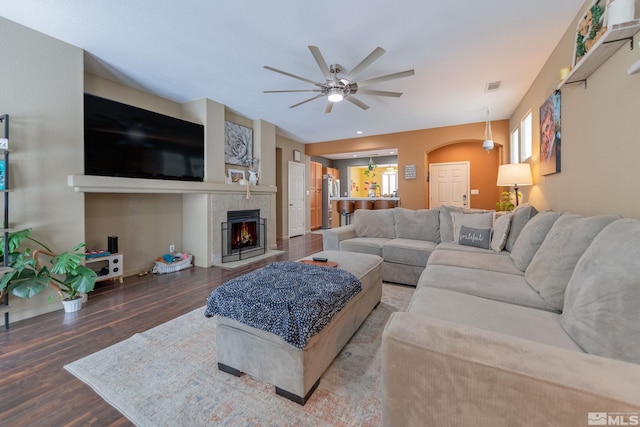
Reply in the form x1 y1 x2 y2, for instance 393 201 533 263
263 46 415 113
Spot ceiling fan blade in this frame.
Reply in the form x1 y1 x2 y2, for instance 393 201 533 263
357 69 415 87
264 89 322 93
357 89 403 97
345 96 370 110
308 46 333 81
263 66 322 87
289 94 324 108
345 47 386 81
324 101 333 114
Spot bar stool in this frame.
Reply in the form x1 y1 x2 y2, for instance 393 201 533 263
354 200 374 210
336 200 355 226
374 199 396 210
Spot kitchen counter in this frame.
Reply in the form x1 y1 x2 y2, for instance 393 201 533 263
330 197 400 201
330 197 400 227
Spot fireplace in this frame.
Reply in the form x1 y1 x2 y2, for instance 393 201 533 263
221 209 266 263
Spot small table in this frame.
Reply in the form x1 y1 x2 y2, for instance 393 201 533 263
298 259 338 268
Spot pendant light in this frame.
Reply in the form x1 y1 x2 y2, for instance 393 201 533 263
483 108 494 151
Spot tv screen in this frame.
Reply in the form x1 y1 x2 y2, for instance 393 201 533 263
84 94 205 182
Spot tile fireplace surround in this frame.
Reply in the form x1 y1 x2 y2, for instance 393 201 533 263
211 192 274 264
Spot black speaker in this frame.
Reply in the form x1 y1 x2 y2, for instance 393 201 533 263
108 236 118 254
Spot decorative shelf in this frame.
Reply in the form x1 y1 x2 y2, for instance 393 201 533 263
558 19 640 89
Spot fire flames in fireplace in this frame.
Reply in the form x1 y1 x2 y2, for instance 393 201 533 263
231 221 257 250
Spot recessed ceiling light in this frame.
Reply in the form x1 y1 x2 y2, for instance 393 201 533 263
356 131 363 134
352 154 357 157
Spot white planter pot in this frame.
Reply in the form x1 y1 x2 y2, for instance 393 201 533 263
607 0 635 26
62 297 83 313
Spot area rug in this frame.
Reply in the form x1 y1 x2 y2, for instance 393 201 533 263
65 283 413 426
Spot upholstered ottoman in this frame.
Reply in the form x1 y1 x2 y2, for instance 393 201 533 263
209 250 382 404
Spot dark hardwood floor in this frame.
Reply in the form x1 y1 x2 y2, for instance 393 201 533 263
0 233 324 427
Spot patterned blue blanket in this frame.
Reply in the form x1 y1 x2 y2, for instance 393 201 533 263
204 261 361 349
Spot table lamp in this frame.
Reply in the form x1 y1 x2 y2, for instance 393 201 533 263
496 163 533 206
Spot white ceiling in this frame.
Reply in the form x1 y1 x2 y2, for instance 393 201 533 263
0 0 584 144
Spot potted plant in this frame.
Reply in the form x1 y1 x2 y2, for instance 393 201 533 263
363 158 378 197
496 191 515 212
0 228 97 312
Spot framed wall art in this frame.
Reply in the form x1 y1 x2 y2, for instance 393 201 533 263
540 90 561 176
224 121 253 166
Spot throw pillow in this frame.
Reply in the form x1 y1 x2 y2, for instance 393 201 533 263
458 225 492 249
509 210 562 271
490 213 511 252
353 209 396 239
504 203 538 252
451 211 494 242
438 205 467 242
561 219 640 364
394 208 440 242
525 213 620 311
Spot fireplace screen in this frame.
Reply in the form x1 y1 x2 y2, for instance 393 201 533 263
222 209 266 263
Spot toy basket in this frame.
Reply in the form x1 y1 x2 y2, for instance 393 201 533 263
152 254 193 274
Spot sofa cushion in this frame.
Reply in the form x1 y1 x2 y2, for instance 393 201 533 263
417 264 557 312
427 249 524 276
509 211 562 272
561 219 640 364
393 207 440 242
439 205 492 242
438 205 467 242
457 225 492 249
525 213 620 311
382 238 437 267
490 213 511 252
504 203 538 252
408 287 582 352
354 209 396 239
339 237 390 257
451 211 494 242
435 241 494 254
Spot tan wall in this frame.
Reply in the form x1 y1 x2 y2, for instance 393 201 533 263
275 135 308 238
84 74 189 274
305 121 509 210
510 0 640 218
1 17 85 325
428 141 503 210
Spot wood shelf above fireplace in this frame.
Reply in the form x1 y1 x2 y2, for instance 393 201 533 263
68 175 277 194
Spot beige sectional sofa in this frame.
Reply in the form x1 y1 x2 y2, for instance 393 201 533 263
324 205 640 426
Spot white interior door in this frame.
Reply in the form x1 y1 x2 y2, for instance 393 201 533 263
429 161 470 208
288 161 305 237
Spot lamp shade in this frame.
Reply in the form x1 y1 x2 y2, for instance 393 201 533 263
497 163 533 187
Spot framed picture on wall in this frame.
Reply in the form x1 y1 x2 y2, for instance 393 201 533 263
224 121 253 166
540 90 561 176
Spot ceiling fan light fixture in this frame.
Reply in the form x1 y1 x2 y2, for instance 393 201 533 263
327 88 344 103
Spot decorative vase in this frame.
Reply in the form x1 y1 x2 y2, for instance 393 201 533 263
62 297 83 313
248 170 258 186
607 0 635 26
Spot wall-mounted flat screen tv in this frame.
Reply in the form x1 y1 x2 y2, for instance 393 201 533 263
84 94 205 182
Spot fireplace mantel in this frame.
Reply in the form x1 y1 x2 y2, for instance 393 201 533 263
68 175 277 194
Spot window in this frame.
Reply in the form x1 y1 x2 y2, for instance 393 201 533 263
520 111 532 162
382 169 398 196
510 128 519 164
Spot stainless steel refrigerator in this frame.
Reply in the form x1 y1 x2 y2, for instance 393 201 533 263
321 174 340 229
